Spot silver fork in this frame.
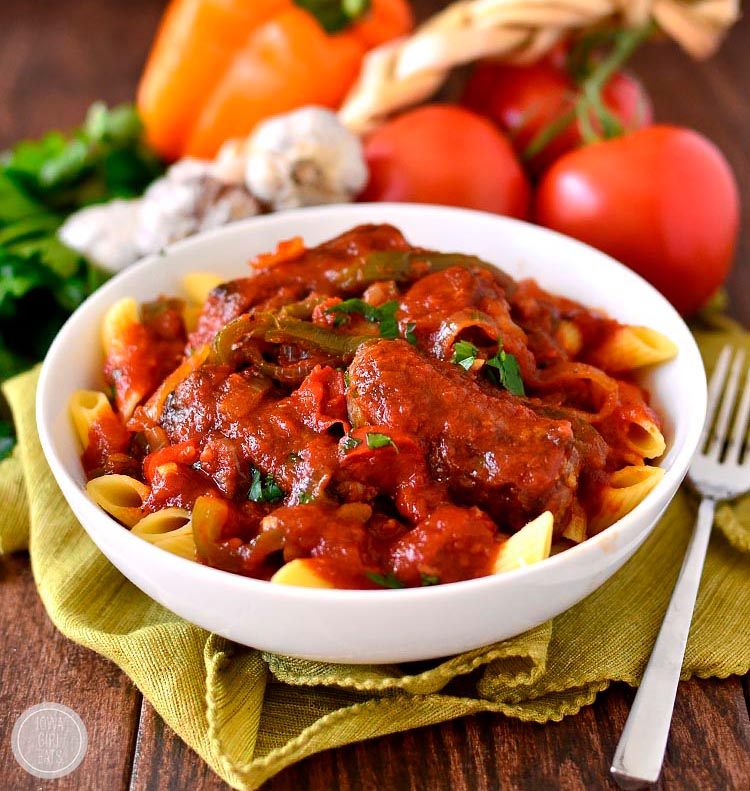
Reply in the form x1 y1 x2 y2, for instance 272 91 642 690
611 344 750 790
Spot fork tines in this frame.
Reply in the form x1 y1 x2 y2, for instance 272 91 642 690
700 344 750 466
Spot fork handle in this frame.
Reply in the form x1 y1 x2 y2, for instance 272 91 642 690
610 497 715 790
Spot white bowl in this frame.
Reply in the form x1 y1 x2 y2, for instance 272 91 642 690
37 204 706 663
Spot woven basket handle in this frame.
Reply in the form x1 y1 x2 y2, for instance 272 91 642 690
339 0 740 133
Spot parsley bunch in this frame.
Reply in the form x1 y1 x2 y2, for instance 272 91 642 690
0 103 163 378
0 103 164 458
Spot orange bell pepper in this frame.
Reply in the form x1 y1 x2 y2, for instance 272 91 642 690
137 0 413 161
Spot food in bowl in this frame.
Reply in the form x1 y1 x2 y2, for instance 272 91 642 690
70 223 677 590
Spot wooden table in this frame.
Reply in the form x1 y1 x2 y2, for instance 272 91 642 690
1 2 748 789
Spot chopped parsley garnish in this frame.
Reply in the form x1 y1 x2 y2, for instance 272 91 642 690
420 573 440 587
376 301 399 340
405 321 417 346
366 432 399 453
485 339 525 396
325 298 400 340
366 572 405 589
453 339 479 371
341 435 362 452
343 370 350 388
248 468 285 503
298 492 314 504
452 337 525 396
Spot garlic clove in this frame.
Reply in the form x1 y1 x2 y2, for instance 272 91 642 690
58 199 143 273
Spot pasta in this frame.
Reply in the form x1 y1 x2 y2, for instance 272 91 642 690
588 325 679 373
72 224 676 589
182 272 225 305
588 466 666 535
271 559 336 589
101 297 139 359
491 512 553 574
86 475 150 527
70 390 114 449
132 508 196 560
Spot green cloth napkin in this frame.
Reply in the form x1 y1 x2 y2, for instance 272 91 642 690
2 313 750 791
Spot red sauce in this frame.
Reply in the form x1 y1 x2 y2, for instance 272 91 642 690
85 225 664 588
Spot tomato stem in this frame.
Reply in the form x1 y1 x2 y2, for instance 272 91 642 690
521 22 655 160
585 23 655 95
577 22 655 144
521 106 575 161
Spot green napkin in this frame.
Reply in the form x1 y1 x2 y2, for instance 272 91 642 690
2 314 750 791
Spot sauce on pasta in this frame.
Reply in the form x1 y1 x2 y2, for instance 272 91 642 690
78 224 674 589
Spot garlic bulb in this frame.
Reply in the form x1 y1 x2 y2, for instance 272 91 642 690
57 108 368 273
135 158 260 254
244 107 368 210
58 159 260 272
58 199 142 273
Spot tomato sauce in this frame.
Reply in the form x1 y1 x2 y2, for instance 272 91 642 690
88 225 664 588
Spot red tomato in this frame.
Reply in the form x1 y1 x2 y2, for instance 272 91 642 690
535 126 740 316
462 58 652 176
360 104 530 219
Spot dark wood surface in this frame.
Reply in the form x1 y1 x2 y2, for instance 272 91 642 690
1 2 749 789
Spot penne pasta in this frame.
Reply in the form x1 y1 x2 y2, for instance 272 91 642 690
588 465 665 535
69 390 112 449
132 509 196 560
86 474 150 527
271 559 336 589
148 525 197 560
555 319 583 357
587 325 678 373
561 503 587 544
182 272 225 305
101 297 139 358
493 511 554 574
597 380 667 465
131 507 191 535
624 417 667 460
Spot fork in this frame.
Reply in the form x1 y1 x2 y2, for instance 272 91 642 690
611 344 750 790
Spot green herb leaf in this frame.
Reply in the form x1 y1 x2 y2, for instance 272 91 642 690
404 322 417 346
298 492 314 504
366 432 399 453
420 573 440 587
453 339 479 371
0 418 16 461
0 103 162 383
485 339 525 396
366 571 405 589
375 301 399 340
248 468 285 503
325 298 400 340
327 298 376 326
341 435 362 452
